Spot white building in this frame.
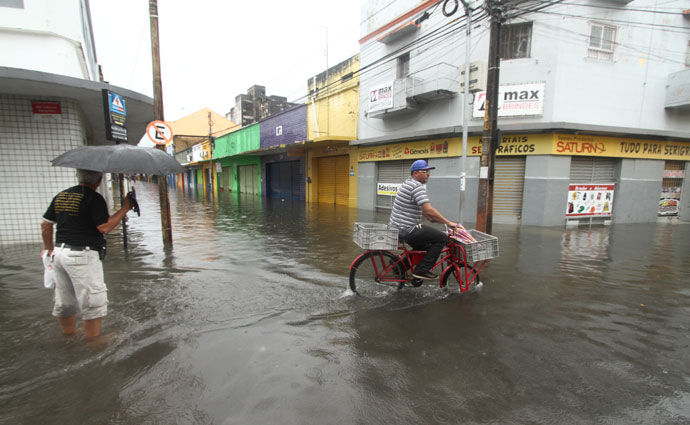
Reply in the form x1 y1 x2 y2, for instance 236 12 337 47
0 0 153 246
354 0 690 226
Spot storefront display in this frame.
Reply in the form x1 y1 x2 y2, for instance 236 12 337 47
566 184 614 217
658 163 684 216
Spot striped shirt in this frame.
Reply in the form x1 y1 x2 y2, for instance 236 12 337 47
388 177 430 235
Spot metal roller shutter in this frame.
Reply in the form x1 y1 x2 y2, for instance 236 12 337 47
376 159 415 209
317 156 336 204
569 157 617 183
317 156 349 205
220 166 231 191
335 156 349 206
239 164 258 195
494 156 526 219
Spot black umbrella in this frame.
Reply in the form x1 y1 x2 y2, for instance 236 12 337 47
51 144 184 175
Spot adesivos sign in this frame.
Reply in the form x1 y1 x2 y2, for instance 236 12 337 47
473 83 545 118
377 182 401 196
368 81 394 113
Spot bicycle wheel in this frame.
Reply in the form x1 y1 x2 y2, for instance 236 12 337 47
349 251 405 296
441 262 479 293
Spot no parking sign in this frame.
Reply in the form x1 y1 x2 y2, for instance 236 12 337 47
146 121 173 146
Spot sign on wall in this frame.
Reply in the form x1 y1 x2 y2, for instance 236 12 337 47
467 134 690 161
101 89 128 143
368 81 394 113
473 83 545 118
31 101 61 115
566 184 614 217
359 138 460 161
359 134 690 162
377 182 401 196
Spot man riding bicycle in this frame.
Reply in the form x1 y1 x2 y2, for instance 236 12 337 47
389 160 458 285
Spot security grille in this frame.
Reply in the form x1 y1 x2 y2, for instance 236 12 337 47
500 22 532 59
376 160 415 209
494 156 526 219
569 157 617 183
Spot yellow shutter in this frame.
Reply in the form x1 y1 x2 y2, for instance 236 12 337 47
317 157 335 204
335 156 349 206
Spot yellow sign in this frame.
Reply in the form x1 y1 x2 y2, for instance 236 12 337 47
552 134 690 160
469 134 553 156
358 138 461 162
360 134 690 161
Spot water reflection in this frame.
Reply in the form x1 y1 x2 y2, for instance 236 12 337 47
560 226 611 278
1 182 689 424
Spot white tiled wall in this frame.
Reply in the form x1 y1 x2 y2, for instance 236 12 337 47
0 95 86 246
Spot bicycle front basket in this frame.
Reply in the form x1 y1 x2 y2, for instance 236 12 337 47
453 229 499 262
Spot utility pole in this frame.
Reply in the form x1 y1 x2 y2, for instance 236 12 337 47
208 111 216 199
476 0 502 234
149 0 173 246
459 0 473 223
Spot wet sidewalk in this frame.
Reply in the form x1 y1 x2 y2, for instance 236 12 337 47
1 182 689 424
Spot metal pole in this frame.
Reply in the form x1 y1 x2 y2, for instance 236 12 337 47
476 0 501 234
149 0 173 246
118 174 128 249
460 0 472 223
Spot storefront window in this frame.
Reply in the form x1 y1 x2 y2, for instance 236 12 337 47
659 161 684 216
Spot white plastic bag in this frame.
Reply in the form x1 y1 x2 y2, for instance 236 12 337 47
41 251 55 289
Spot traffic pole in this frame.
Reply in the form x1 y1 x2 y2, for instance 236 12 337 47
459 0 473 223
476 0 501 234
149 0 173 246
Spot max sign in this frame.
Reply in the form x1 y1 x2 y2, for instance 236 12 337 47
368 82 394 113
473 83 545 118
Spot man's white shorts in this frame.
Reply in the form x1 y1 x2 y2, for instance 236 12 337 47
51 247 108 320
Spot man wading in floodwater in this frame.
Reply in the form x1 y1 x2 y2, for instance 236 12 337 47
388 160 458 286
41 169 134 340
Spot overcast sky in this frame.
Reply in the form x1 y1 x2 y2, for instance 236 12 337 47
89 0 367 123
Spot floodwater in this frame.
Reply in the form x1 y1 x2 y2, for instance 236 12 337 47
2 182 690 425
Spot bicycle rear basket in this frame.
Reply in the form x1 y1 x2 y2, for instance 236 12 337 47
353 223 399 250
453 229 499 262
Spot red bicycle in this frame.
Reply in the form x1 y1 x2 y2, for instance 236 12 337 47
349 223 498 296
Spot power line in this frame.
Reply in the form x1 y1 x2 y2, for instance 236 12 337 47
289 12 483 105
263 0 440 101
558 1 685 15
283 1 462 103
532 20 689 65
509 7 690 32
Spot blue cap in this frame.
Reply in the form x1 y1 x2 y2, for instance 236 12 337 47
410 160 435 172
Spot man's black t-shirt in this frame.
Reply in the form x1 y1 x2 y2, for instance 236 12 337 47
43 185 109 248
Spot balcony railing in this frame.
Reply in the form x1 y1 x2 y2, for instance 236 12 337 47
406 62 460 102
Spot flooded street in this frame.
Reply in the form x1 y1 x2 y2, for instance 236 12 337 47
2 182 690 424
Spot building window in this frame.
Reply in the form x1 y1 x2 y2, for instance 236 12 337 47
397 53 410 79
588 23 616 61
499 22 532 60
